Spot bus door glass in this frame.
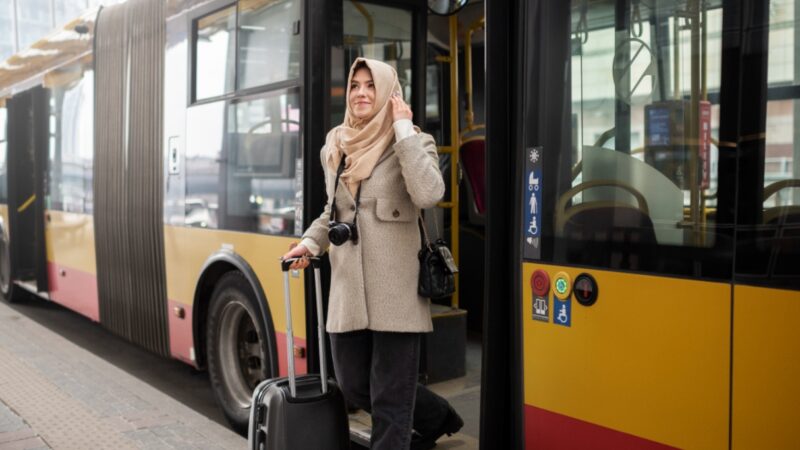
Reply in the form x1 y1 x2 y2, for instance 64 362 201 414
0 101 7 295
330 1 415 125
730 1 800 448
6 87 50 292
522 1 735 449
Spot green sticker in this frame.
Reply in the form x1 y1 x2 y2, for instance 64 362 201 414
555 278 568 295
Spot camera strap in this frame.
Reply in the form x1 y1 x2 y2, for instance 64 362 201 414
330 158 362 225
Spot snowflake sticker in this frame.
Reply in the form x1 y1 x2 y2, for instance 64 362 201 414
529 148 540 164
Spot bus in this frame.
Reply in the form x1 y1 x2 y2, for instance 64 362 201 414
1 0 798 448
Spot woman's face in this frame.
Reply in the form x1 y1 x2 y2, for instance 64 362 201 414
349 67 375 120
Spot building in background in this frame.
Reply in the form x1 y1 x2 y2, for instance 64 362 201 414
0 0 121 62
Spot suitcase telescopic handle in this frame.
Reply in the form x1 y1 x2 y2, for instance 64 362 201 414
280 257 327 397
281 256 321 272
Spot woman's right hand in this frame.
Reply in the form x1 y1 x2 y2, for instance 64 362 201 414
282 243 311 270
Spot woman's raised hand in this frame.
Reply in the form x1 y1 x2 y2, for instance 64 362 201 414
282 243 311 270
390 92 413 122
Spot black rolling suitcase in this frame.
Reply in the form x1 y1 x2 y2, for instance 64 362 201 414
248 257 350 450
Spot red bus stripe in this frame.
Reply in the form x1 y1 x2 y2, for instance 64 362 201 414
525 404 677 450
47 262 100 322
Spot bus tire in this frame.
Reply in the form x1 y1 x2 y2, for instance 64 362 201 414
206 271 271 434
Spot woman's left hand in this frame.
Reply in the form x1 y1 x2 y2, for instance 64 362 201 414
390 93 413 122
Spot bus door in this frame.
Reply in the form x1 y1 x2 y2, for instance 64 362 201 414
729 1 800 448
321 0 480 444
520 1 738 448
6 86 49 294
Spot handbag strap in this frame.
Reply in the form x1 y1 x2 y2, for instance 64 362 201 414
417 214 432 250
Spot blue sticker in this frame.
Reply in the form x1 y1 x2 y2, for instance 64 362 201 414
524 168 542 239
522 147 543 260
553 295 571 327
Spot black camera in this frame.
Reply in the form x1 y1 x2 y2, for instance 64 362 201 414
328 221 358 246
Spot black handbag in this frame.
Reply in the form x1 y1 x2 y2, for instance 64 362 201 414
417 216 458 299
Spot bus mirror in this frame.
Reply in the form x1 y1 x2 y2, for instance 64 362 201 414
428 0 467 16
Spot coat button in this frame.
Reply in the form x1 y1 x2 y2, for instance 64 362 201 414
392 209 400 218
350 205 356 211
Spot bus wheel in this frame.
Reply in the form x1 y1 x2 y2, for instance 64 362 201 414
206 271 270 434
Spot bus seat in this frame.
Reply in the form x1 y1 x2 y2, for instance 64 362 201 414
459 137 486 226
557 180 657 270
581 145 683 246
761 179 800 278
763 179 800 224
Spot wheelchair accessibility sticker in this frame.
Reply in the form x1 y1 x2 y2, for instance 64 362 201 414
553 296 571 327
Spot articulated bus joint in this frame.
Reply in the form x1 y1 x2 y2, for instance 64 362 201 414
192 250 279 376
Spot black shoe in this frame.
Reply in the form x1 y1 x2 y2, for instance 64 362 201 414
410 405 464 450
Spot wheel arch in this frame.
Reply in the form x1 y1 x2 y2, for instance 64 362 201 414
192 250 279 377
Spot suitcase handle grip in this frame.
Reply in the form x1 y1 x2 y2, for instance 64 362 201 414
281 256 321 272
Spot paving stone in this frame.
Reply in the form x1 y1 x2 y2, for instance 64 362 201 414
0 429 35 444
0 301 244 449
0 436 49 450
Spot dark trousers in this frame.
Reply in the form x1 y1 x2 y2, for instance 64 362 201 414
330 330 450 450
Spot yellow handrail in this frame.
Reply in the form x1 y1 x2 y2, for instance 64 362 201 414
351 1 374 45
435 14 460 309
463 17 485 133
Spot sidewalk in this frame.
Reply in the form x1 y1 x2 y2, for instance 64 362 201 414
0 300 245 450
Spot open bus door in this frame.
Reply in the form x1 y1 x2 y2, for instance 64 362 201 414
517 0 800 448
6 86 49 298
315 1 490 446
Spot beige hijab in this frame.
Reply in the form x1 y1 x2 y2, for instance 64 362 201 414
325 58 403 196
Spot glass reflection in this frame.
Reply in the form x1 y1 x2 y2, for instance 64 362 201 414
185 101 225 229
48 66 94 213
195 5 236 100
564 0 724 250
332 1 413 124
184 89 301 235
238 0 302 90
735 0 800 288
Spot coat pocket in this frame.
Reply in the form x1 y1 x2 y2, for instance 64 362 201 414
375 198 415 222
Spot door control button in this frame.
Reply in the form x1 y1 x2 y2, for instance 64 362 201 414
573 273 598 306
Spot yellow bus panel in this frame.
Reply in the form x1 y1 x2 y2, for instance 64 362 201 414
732 285 800 450
522 263 730 450
163 225 307 364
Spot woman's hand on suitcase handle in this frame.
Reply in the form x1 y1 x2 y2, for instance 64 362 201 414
282 243 311 270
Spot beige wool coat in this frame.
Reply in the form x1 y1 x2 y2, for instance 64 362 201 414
302 132 445 333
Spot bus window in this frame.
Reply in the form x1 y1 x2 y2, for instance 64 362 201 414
185 101 225 229
185 88 302 235
237 0 302 91
193 5 236 101
735 0 800 289
555 0 731 276
331 1 413 124
47 65 94 214
187 0 304 234
226 89 301 235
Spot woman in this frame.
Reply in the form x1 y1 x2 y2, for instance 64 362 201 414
281 57 462 449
